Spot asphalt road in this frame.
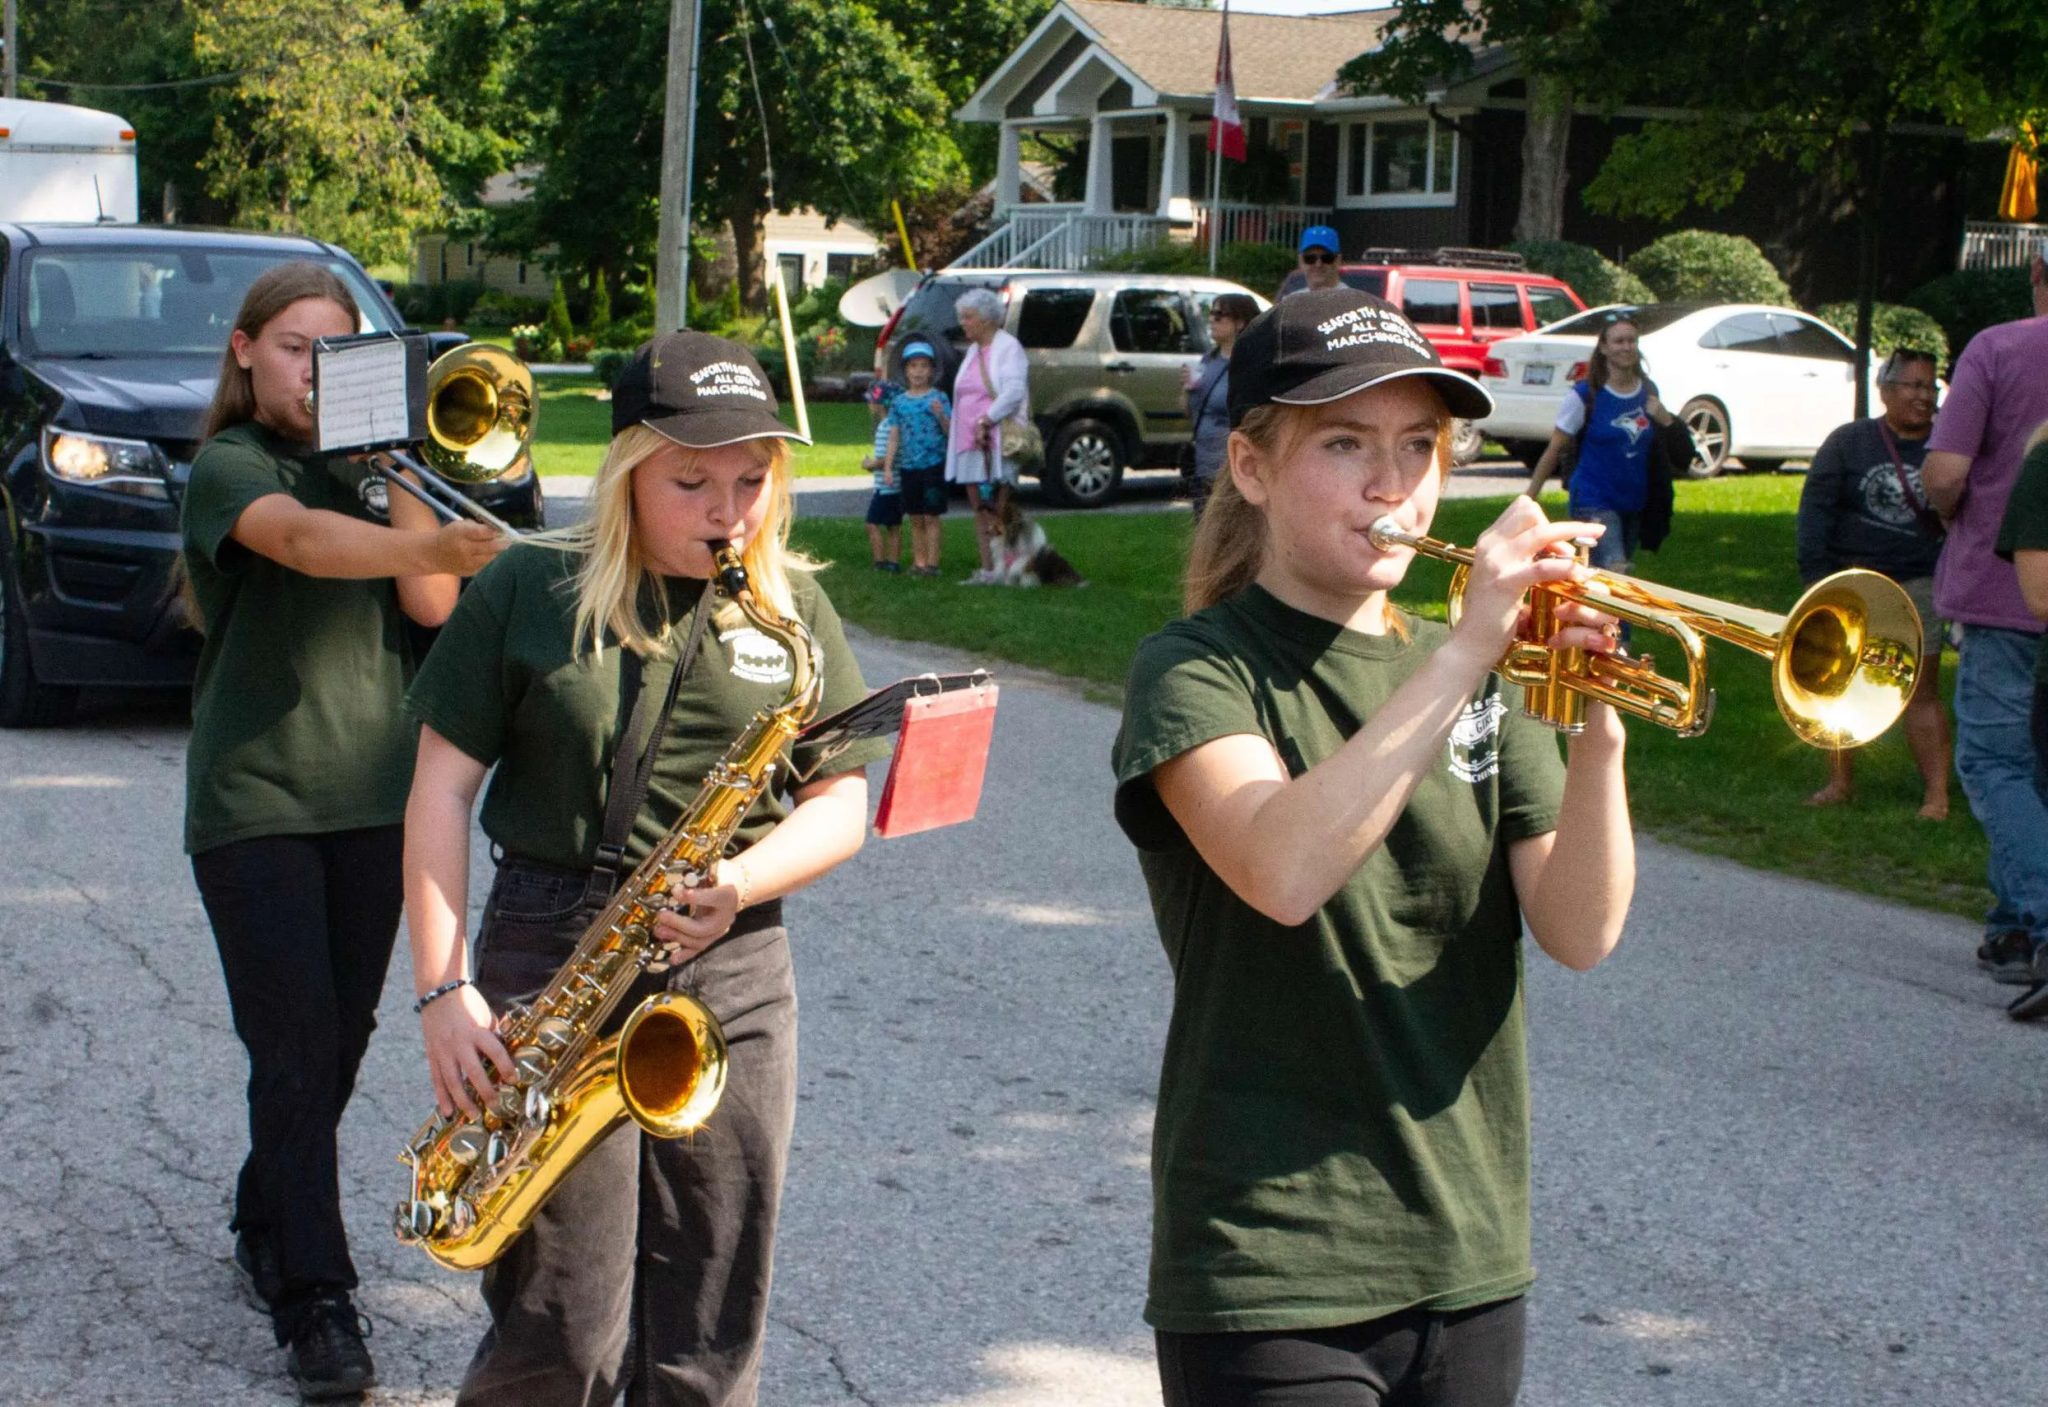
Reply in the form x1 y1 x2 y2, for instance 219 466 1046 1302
0 628 2040 1406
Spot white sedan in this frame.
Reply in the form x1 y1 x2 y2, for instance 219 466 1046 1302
1477 302 1884 477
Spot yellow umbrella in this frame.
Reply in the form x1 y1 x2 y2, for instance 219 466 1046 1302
1999 126 2039 222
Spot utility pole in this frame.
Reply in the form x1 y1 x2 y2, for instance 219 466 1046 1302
4 0 19 101
655 0 705 332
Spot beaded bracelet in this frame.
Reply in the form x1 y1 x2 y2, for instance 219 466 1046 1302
413 977 471 1015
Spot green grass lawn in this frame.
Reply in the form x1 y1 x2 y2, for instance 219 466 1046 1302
789 475 1992 920
528 373 873 479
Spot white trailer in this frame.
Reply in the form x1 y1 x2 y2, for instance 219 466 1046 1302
0 97 140 223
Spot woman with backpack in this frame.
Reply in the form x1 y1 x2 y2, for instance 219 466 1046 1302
1522 315 1678 571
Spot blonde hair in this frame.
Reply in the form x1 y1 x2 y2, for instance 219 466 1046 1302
1183 398 1453 619
2027 419 2048 457
548 424 813 658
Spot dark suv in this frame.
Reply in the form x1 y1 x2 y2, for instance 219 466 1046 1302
0 223 542 726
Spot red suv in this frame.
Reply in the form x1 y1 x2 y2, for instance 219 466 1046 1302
1277 248 1584 462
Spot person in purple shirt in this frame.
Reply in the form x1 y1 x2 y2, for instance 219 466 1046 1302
1923 241 2048 998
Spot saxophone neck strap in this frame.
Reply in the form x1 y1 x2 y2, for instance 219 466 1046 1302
590 581 714 897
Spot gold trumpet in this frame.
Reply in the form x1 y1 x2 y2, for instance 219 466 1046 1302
308 343 537 535
1366 516 1922 749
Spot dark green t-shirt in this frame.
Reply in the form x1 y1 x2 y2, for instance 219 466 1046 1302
406 544 888 871
1994 439 2048 684
1111 584 1567 1334
181 422 418 854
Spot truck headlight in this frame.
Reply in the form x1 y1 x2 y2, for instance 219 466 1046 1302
42 429 170 496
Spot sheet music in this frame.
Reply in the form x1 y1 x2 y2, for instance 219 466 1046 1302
315 338 412 452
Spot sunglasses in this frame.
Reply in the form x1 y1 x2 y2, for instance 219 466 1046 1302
1300 250 1337 265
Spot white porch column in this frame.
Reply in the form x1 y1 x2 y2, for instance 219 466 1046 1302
996 122 1023 217
1158 108 1190 220
1086 112 1114 214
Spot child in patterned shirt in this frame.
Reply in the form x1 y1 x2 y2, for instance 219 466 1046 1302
882 341 953 577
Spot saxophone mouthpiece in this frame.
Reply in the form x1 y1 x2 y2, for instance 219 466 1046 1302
709 540 750 601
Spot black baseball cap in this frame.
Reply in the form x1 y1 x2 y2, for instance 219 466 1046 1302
611 331 809 447
1228 287 1493 427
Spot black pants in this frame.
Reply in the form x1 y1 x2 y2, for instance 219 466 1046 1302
456 858 798 1407
1157 1297 1526 1407
191 825 404 1327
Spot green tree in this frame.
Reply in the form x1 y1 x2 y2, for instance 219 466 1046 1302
1338 0 1641 242
588 269 614 344
1577 0 2048 413
543 279 575 356
191 0 454 264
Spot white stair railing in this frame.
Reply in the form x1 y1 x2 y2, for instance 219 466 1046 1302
1960 219 2048 271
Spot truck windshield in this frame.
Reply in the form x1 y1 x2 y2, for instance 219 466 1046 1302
18 247 398 359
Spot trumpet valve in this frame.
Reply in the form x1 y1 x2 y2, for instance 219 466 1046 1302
447 1123 488 1166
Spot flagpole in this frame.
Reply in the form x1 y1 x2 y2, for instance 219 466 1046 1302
1208 0 1228 276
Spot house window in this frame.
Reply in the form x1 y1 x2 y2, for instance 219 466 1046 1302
1339 116 1458 208
517 261 527 285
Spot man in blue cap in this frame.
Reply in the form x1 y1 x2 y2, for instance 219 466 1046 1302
1292 224 1343 297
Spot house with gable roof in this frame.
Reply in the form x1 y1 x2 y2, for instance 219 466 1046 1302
953 0 1997 303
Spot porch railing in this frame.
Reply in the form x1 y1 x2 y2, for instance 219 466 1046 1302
1193 202 1335 254
1960 219 2048 270
950 208 1169 271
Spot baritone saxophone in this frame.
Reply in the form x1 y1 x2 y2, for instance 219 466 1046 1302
395 541 823 1271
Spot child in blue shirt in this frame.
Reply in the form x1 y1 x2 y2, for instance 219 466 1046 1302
863 379 905 572
882 341 953 578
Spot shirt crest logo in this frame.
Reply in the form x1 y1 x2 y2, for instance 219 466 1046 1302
721 626 792 684
1447 695 1507 783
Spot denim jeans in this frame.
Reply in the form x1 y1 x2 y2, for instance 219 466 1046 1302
455 858 797 1407
1157 1297 1526 1407
1952 626 2048 943
1566 499 1640 573
191 825 403 1331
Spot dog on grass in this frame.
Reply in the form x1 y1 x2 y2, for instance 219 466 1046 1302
984 499 1086 588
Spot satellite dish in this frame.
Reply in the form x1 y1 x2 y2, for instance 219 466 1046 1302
838 268 925 327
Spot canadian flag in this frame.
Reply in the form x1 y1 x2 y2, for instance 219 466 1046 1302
1208 2 1246 162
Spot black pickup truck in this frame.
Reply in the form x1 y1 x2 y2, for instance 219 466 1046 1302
0 223 542 725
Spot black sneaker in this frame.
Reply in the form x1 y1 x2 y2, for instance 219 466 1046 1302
1977 929 2035 985
283 1293 376 1401
233 1229 284 1313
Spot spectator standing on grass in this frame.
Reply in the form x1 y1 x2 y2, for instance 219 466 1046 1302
1183 293 1259 519
1287 225 1343 298
1994 425 2048 1019
1921 242 2048 1001
883 341 953 578
1523 315 1677 573
862 379 905 572
1795 348 1952 819
946 287 1030 583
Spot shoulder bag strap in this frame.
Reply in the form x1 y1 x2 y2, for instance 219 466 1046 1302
586 581 714 901
1876 421 1943 537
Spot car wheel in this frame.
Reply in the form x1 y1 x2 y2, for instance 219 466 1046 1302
1449 420 1485 468
1043 418 1126 509
1678 398 1731 479
0 543 79 728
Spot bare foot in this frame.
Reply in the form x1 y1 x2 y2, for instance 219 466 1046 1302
1804 783 1854 808
1917 797 1949 821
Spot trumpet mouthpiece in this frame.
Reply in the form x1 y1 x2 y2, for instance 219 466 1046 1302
1367 516 1407 551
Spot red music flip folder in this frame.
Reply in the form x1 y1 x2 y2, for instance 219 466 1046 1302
872 683 999 838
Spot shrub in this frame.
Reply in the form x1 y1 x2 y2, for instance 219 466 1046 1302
468 289 550 329
587 272 613 344
1096 239 1297 296
1625 230 1790 305
1904 267 2033 359
591 348 632 389
564 336 595 361
392 279 486 325
1812 302 1950 370
1506 239 1654 307
543 281 575 357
